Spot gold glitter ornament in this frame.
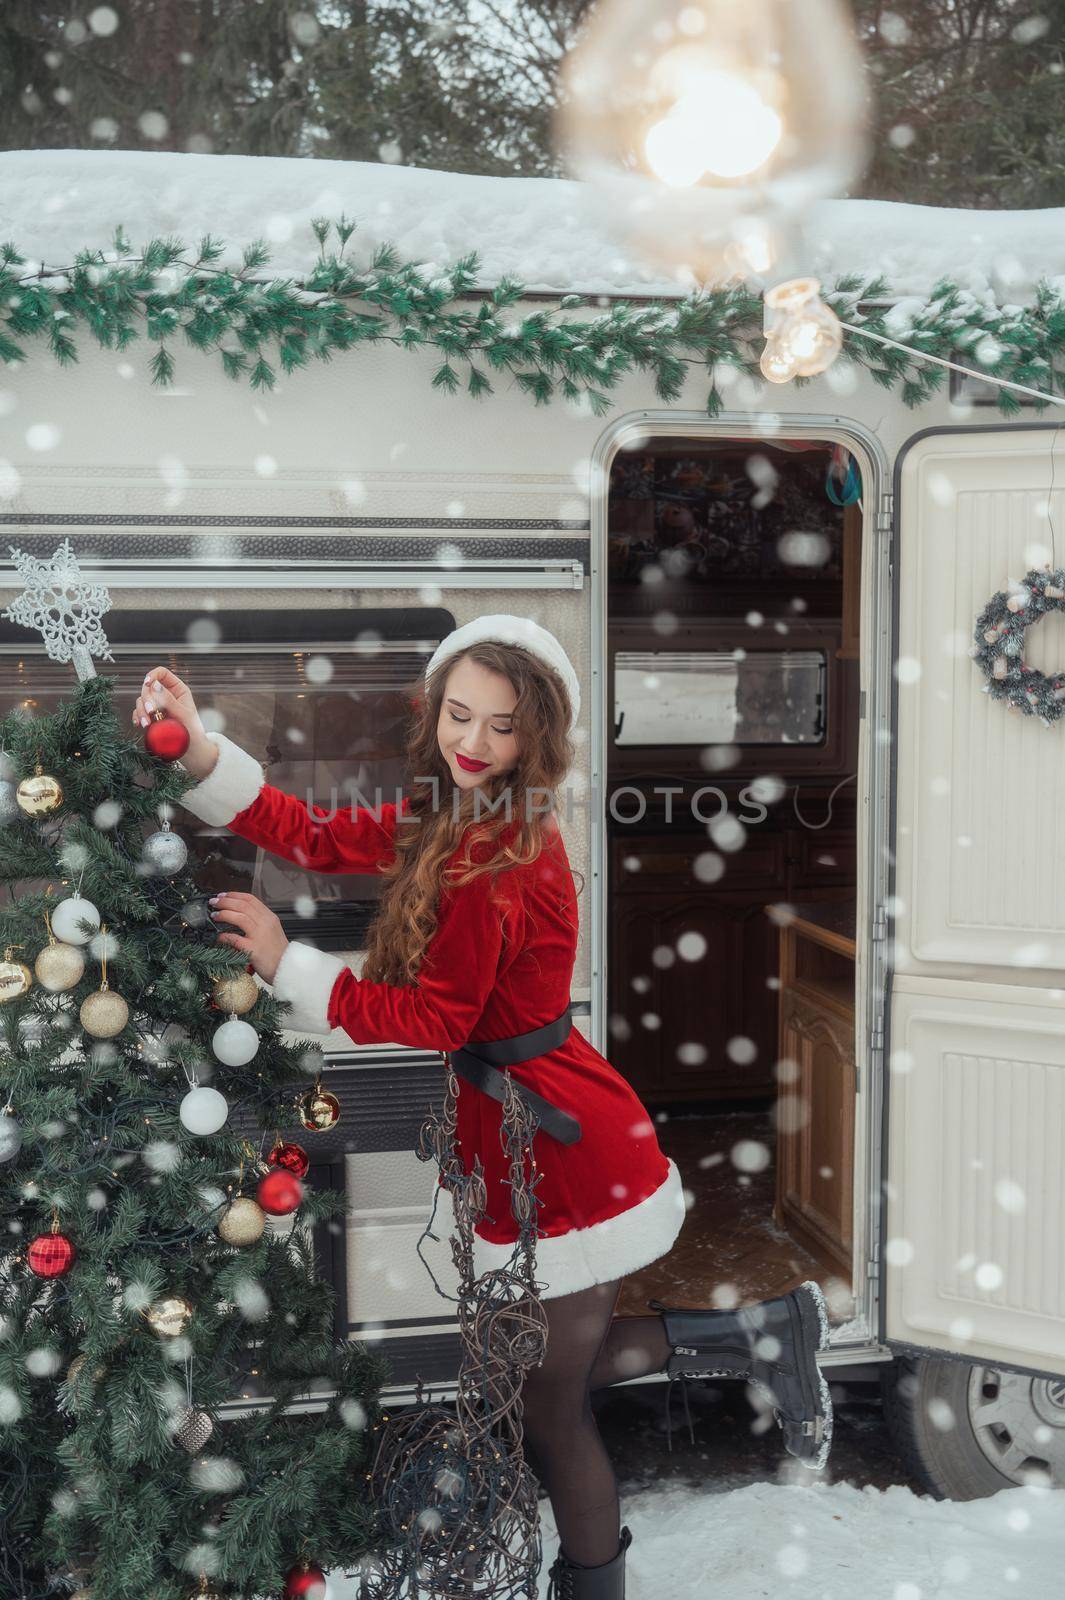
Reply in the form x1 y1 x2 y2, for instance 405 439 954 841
35 907 86 992
79 985 128 1038
217 1195 266 1246
211 967 258 1016
0 944 32 1004
79 926 127 1037
16 763 63 817
66 1354 106 1386
298 1078 341 1132
145 1295 194 1337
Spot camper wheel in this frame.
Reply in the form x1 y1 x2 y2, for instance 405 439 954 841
882 1355 1065 1500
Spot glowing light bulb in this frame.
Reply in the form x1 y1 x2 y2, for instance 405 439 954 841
761 276 843 380
645 69 784 186
760 336 798 384
555 0 868 287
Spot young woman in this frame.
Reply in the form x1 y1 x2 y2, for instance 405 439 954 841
131 615 832 1600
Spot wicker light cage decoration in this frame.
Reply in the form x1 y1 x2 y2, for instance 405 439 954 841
352 1060 550 1599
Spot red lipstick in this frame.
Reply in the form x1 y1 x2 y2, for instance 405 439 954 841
455 753 489 772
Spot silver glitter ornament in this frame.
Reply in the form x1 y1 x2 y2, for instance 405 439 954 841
0 778 18 825
142 821 189 876
173 1406 214 1453
0 1111 22 1164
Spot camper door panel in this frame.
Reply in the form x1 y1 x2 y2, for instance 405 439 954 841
887 981 1065 1379
890 426 1065 1374
893 428 1065 975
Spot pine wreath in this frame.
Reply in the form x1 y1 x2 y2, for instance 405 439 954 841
971 565 1065 724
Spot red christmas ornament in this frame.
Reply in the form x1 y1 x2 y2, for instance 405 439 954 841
27 1227 76 1279
256 1168 303 1216
268 1140 310 1179
144 711 191 762
282 1562 327 1600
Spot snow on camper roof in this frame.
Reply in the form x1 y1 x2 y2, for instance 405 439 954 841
2 148 1065 307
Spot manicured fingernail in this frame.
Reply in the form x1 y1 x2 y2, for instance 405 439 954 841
144 699 154 712
140 716 149 728
152 681 163 692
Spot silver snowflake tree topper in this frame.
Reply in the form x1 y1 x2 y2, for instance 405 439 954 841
2 539 114 680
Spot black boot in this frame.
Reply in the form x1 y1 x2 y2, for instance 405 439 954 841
546 1525 633 1600
648 1279 833 1470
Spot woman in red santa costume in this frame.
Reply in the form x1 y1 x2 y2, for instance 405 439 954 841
131 616 832 1599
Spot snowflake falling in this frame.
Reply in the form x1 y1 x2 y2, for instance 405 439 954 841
2 538 114 679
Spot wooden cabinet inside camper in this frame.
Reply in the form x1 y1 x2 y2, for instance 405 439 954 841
773 902 856 1277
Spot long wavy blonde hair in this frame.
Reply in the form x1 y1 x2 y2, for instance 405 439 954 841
359 640 585 987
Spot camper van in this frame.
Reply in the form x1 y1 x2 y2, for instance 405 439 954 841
3 150 1064 1505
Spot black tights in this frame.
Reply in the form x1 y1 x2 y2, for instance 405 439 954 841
518 1281 672 1567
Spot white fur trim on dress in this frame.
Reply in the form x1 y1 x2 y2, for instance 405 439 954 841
471 1155 687 1301
176 732 266 826
270 939 347 1035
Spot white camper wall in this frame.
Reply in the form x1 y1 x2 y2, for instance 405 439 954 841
0 289 1020 1014
0 299 982 1040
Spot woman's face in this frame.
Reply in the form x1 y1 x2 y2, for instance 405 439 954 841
437 656 520 789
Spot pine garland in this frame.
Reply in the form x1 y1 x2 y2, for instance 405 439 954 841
1 218 1062 418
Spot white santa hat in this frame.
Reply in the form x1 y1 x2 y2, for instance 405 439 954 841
423 613 580 731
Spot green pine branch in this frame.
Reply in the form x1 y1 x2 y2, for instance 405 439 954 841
2 219 1060 418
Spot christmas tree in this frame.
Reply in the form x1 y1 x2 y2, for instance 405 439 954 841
0 544 389 1600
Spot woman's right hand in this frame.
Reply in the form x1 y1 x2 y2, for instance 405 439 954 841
131 666 218 780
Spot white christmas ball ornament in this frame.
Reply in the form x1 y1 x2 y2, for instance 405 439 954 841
51 896 101 946
212 1017 259 1067
179 1085 230 1136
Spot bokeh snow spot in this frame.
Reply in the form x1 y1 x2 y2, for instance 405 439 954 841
731 1139 770 1174
190 1456 245 1492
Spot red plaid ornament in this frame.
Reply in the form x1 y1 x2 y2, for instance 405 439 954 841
27 1226 76 1278
268 1140 309 1179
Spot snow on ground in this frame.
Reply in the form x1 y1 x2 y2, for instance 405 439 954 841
3 148 1065 306
323 1479 1064 1599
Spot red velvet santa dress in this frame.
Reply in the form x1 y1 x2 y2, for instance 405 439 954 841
178 733 687 1301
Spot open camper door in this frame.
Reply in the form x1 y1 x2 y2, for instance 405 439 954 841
886 423 1065 1382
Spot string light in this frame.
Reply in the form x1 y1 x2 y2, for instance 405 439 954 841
760 276 843 382
555 0 868 284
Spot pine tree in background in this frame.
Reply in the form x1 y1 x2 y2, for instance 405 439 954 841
2 0 1064 205
0 555 390 1600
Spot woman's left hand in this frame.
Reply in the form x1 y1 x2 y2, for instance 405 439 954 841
209 891 289 984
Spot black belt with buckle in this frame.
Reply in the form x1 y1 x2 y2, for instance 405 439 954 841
447 1004 582 1145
